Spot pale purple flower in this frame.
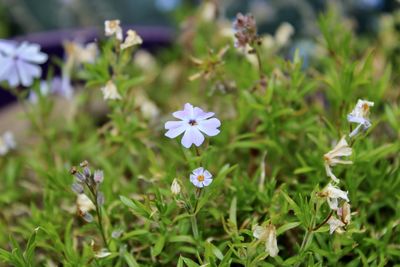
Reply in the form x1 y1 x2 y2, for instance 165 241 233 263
165 103 221 148
0 40 48 87
190 167 213 188
28 77 73 103
347 99 374 138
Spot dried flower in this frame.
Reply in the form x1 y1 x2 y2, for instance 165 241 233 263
190 167 213 188
104 20 123 41
233 13 258 49
0 131 16 156
120 30 143 50
253 223 279 257
0 40 48 87
347 99 374 137
319 183 349 210
171 179 181 195
101 80 122 100
323 136 352 183
327 216 345 234
165 103 221 148
337 202 351 225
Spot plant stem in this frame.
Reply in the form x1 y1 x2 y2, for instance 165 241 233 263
190 214 199 240
94 191 109 250
253 44 263 78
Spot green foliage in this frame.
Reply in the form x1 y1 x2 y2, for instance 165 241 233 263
0 4 399 267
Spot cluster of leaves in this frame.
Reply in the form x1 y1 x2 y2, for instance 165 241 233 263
0 4 399 267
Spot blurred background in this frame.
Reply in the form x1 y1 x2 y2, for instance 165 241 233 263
0 0 399 108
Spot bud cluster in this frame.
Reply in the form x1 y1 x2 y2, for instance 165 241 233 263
70 160 105 222
233 13 259 49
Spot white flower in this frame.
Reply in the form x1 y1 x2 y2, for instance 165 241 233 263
165 103 221 148
64 41 98 66
76 194 95 214
347 99 374 137
320 183 349 210
104 20 123 41
190 167 213 188
253 224 279 257
120 30 143 50
0 40 48 87
323 136 352 183
337 202 351 225
275 22 295 47
170 179 181 195
0 131 16 156
101 80 121 100
327 216 345 234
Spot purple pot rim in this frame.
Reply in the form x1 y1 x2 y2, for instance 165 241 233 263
10 25 174 48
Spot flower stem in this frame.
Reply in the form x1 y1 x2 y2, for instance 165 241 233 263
94 192 109 250
190 214 199 240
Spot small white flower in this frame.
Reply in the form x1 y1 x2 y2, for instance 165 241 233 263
275 22 295 47
323 136 352 183
253 224 279 257
0 131 16 156
337 202 351 225
104 20 123 41
101 80 121 100
165 103 221 148
320 183 349 210
170 179 181 195
76 194 95 214
327 216 345 234
190 167 213 188
347 99 374 137
120 30 143 50
64 41 98 66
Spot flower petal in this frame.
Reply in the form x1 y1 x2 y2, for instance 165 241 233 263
203 170 212 179
16 60 41 87
193 107 214 120
181 127 204 148
197 118 221 136
202 178 213 187
193 167 204 176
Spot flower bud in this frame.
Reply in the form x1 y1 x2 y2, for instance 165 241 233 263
170 179 181 195
71 182 84 194
94 170 104 183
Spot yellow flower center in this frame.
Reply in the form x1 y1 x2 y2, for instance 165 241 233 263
362 103 369 112
197 175 205 182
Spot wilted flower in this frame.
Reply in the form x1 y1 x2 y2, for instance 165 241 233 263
233 13 258 49
327 216 345 234
101 80 122 100
171 179 181 195
253 223 279 257
190 167 213 188
104 20 123 41
323 136 352 183
0 131 16 156
0 40 48 87
347 99 374 137
77 194 95 220
165 103 221 148
337 202 351 225
319 183 349 210
120 30 143 50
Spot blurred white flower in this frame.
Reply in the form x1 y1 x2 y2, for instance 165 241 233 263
347 99 374 137
134 50 157 73
323 136 352 183
104 20 123 41
120 30 143 50
170 179 181 195
0 131 16 156
320 183 349 210
190 167 213 188
275 22 295 47
0 40 48 87
64 41 98 66
327 216 345 234
253 223 279 257
101 80 121 100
